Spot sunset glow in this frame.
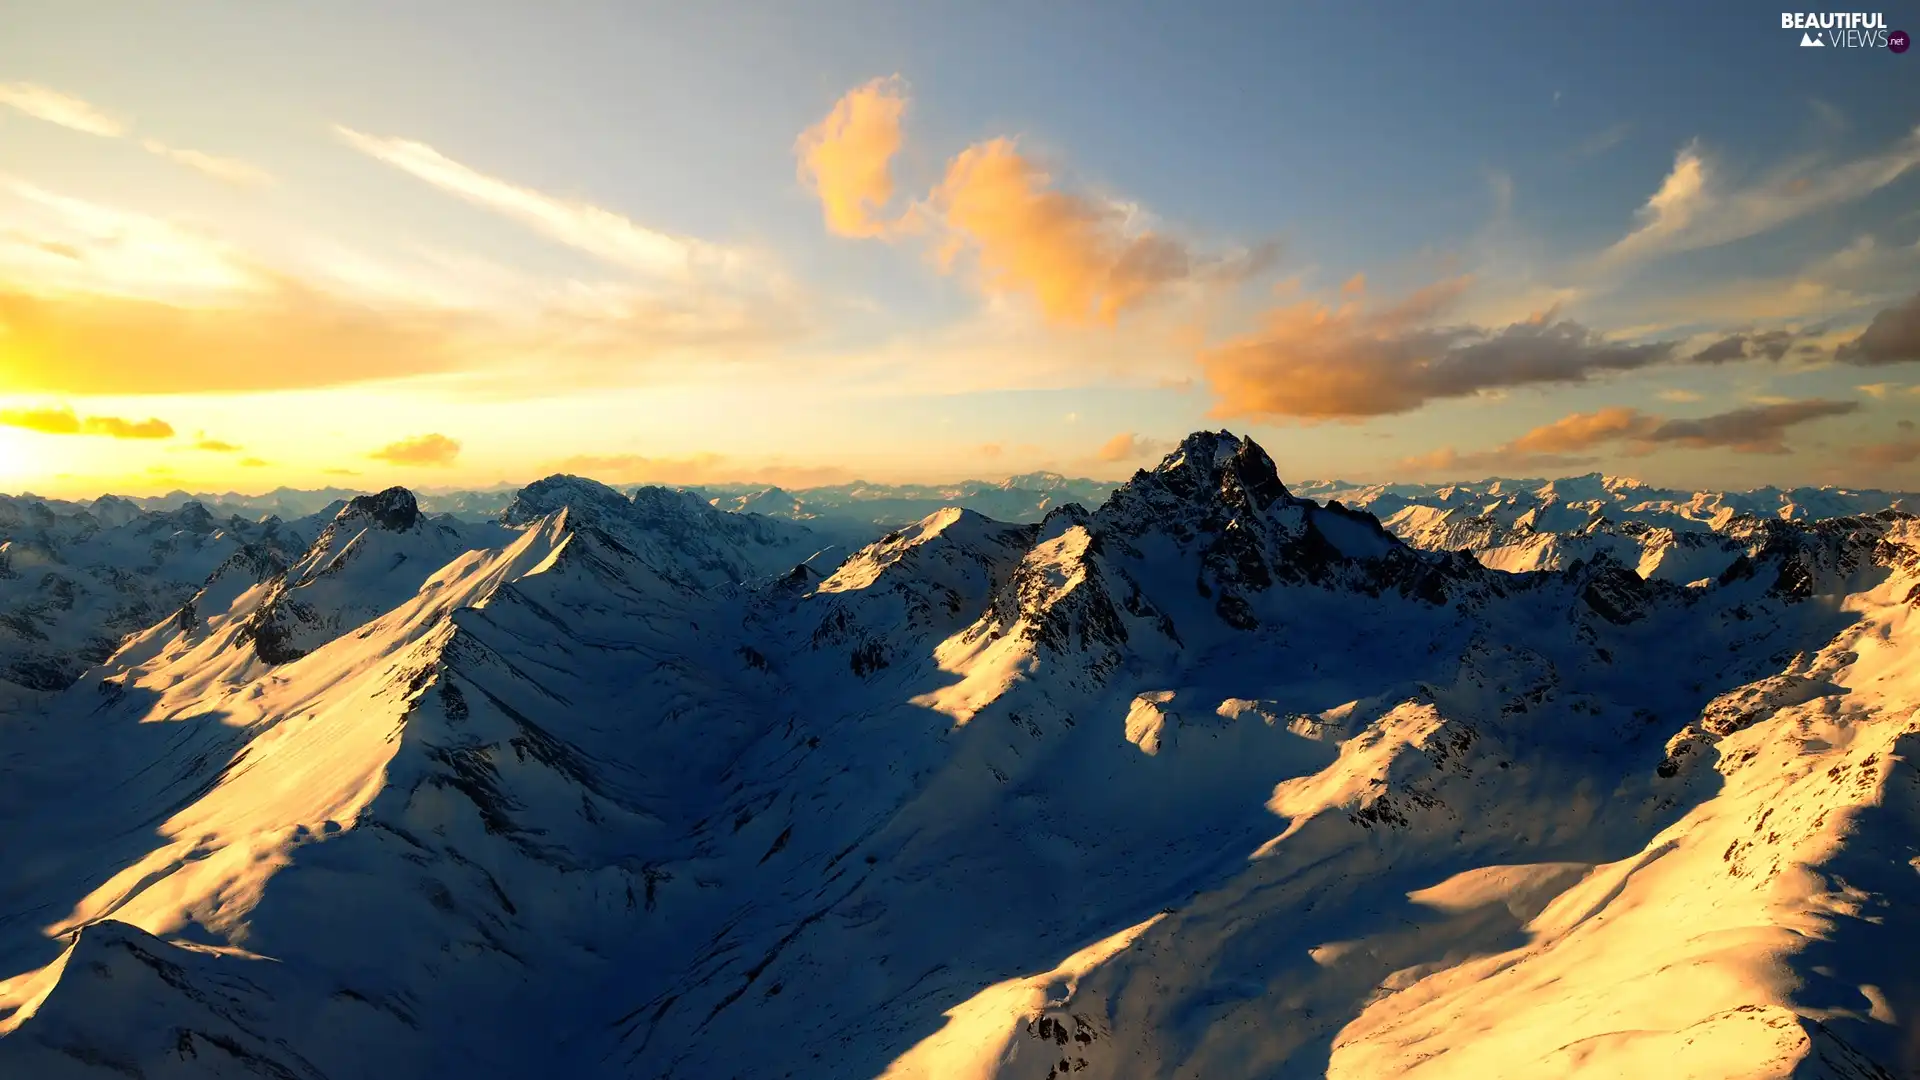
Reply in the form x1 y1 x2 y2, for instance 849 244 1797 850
1 4 1915 496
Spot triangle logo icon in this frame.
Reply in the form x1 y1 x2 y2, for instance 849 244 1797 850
1801 31 1824 45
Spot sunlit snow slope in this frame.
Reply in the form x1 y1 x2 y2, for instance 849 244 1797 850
0 436 1915 1079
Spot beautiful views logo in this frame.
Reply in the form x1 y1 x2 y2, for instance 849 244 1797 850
1781 11 1906 48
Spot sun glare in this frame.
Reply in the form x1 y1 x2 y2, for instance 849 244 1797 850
0 430 44 490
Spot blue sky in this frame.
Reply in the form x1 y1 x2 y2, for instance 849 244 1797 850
0 1 1916 495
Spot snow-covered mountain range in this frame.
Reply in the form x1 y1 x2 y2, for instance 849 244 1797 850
1 432 1916 1078
99 472 1124 530
89 468 1913 545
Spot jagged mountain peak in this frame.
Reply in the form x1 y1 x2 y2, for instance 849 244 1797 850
818 506 1033 594
85 496 143 531
334 486 422 532
1036 501 1094 540
1150 430 1293 511
168 500 215 525
498 473 827 591
1102 430 1296 531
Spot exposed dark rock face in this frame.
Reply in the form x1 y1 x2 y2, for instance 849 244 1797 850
339 488 423 532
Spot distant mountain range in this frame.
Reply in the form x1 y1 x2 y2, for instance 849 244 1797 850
1 437 1916 1077
25 468 1912 534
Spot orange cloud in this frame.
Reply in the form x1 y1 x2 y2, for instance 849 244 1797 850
1401 398 1862 475
193 437 242 452
0 405 174 439
1856 437 1920 465
1201 276 1682 420
1508 407 1657 453
931 138 1196 325
0 284 466 394
796 76 909 239
369 433 461 466
238 456 271 467
797 80 1265 327
0 176 804 400
1096 432 1169 462
0 275 805 399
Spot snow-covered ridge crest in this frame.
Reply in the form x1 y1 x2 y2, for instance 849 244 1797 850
1314 469 1918 576
224 487 484 666
499 473 634 530
499 473 830 590
791 506 1038 685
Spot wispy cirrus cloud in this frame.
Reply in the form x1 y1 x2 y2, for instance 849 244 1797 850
1855 382 1920 399
324 124 809 385
1616 234 1920 335
138 139 273 187
334 126 741 280
0 179 261 297
0 405 174 439
0 82 271 185
1599 127 1920 267
0 182 804 397
1570 122 1631 159
0 82 126 136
